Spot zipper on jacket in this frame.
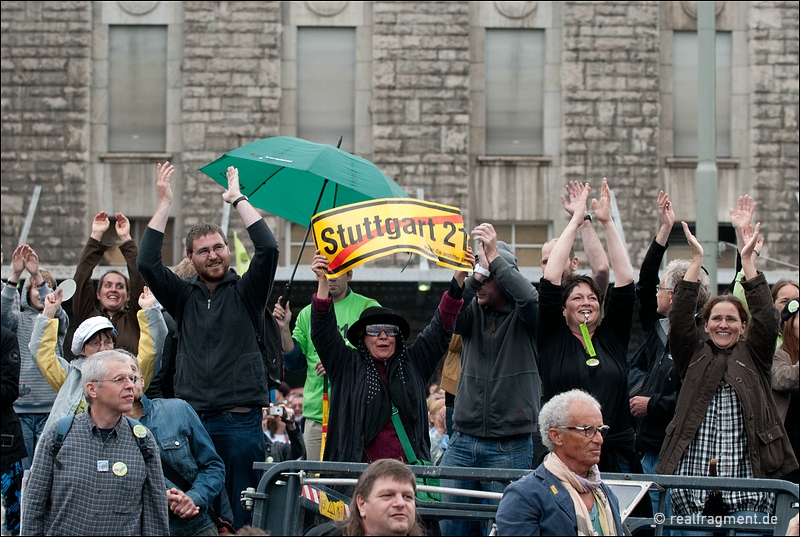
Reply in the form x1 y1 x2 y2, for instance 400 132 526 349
688 354 706 368
207 298 211 310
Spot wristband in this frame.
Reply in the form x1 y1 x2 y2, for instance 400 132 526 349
232 195 248 209
473 265 491 278
583 213 593 222
7 281 18 288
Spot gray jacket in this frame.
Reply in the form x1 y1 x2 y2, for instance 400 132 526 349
1 282 68 414
453 254 540 438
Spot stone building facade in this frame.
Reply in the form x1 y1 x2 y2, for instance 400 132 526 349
2 1 798 292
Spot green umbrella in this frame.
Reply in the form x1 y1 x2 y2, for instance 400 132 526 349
199 136 408 227
200 136 408 303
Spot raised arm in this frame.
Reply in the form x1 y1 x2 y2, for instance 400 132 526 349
73 212 111 323
136 287 167 390
638 192 674 330
116 213 145 320
30 290 68 391
592 179 633 287
544 184 590 285
563 181 610 291
147 162 174 233
669 222 704 377
222 166 261 228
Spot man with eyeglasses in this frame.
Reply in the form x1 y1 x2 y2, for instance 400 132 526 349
138 162 279 529
496 390 624 536
30 286 166 440
21 350 169 536
626 193 710 521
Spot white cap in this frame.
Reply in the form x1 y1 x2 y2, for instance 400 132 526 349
71 316 116 356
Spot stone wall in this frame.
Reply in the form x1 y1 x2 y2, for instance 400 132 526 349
561 1 662 266
748 1 799 269
371 1 471 211
181 1 282 238
0 1 92 263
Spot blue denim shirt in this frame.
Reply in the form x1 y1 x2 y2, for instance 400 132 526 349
139 395 225 536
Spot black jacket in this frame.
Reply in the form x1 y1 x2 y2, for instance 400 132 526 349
311 290 460 464
629 239 691 455
2 326 27 467
138 220 279 412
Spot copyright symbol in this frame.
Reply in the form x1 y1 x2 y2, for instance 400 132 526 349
654 512 665 524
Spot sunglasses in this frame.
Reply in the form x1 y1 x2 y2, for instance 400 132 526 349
365 324 401 337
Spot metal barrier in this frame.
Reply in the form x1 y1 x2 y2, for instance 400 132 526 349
243 461 799 536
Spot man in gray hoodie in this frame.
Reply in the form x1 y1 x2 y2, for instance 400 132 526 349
439 223 540 536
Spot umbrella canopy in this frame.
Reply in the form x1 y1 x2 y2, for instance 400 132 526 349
199 136 408 226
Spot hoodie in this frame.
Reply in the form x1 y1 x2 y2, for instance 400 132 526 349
1 281 68 414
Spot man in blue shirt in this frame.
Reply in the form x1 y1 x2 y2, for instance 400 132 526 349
125 353 225 536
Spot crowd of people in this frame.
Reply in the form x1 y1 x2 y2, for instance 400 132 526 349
1 161 798 536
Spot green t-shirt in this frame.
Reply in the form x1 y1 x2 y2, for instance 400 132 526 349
292 290 380 422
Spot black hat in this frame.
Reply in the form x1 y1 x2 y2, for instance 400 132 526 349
346 306 410 347
781 297 799 326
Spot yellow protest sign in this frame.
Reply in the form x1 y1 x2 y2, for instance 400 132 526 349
318 492 346 521
311 198 471 276
233 230 251 275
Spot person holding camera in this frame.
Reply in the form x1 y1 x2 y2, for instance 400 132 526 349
262 403 306 463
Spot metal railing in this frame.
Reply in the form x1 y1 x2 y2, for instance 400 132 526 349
243 461 799 536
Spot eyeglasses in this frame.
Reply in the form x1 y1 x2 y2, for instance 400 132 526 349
365 324 401 337
558 425 610 438
192 244 226 259
84 339 115 351
709 315 741 324
655 284 673 292
94 375 138 386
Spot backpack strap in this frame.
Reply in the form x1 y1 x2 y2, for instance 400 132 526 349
51 414 75 468
124 417 155 460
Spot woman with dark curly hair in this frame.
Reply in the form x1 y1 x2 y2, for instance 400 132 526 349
538 180 638 473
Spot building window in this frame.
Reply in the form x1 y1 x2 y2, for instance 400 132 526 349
297 27 356 153
672 31 732 157
485 29 545 156
666 222 736 269
108 26 167 152
284 223 316 267
101 217 175 266
492 223 549 267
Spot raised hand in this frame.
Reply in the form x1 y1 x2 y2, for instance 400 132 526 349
156 162 175 205
740 223 765 263
222 166 242 204
740 222 762 263
729 195 755 231
592 178 612 224
471 223 499 266
561 180 589 217
115 212 132 242
273 298 292 330
91 211 110 241
681 221 703 260
10 244 26 279
657 191 675 230
138 286 157 310
43 288 63 319
455 247 475 287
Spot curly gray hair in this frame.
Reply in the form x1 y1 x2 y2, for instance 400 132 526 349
662 259 711 312
538 389 602 452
